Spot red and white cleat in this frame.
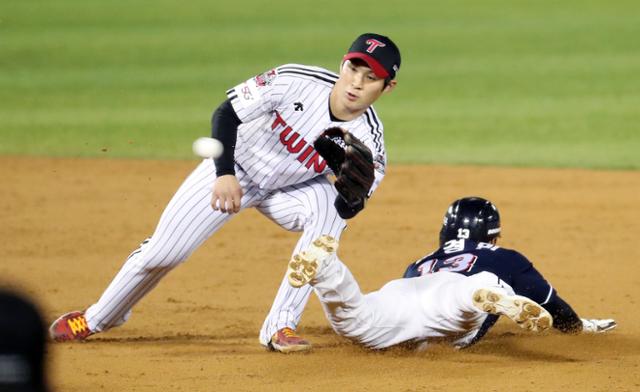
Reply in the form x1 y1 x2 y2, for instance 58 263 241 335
268 327 312 353
49 311 94 342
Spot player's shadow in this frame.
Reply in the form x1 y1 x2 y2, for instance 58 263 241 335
85 332 252 344
462 335 580 363
367 337 579 363
62 327 638 363
287 329 580 362
344 331 638 363
459 331 639 363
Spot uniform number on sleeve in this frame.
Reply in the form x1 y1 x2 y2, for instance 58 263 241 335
418 253 479 275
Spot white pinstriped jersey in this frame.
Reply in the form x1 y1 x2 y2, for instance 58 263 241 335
80 67 389 345
227 63 387 191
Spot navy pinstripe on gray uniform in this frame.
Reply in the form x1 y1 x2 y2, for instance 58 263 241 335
83 64 387 345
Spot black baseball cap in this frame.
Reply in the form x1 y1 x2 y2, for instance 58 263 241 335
343 33 401 80
0 290 48 392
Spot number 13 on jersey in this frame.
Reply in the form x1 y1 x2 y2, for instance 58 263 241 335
417 253 479 275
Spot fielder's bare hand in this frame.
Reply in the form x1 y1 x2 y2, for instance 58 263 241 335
211 175 243 213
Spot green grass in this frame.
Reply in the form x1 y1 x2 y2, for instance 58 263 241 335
1 0 639 169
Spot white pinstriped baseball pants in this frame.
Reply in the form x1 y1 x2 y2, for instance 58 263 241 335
84 158 346 345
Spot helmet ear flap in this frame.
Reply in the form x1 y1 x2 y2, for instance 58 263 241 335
438 226 447 247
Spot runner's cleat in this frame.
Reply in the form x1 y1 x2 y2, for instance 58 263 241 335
472 288 553 332
287 235 338 288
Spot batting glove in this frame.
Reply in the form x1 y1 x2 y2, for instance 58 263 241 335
581 318 617 333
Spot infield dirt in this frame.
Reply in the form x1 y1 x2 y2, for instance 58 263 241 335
2 157 638 391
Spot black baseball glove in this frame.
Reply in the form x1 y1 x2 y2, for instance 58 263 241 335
314 127 375 218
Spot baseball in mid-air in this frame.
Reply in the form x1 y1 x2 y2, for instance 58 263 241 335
192 137 223 159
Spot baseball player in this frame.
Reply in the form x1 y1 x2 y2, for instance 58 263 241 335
286 197 616 350
48 33 401 353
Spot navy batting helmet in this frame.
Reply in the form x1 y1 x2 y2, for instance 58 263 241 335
439 197 501 246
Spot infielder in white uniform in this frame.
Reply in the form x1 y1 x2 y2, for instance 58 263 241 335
49 33 402 353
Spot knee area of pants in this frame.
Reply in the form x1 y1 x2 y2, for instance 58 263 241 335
132 257 183 272
303 215 346 234
469 271 499 285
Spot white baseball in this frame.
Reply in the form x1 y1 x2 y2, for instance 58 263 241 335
192 137 223 159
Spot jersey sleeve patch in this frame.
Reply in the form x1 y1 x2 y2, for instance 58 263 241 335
254 68 277 87
232 80 261 109
230 68 278 109
373 153 386 176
